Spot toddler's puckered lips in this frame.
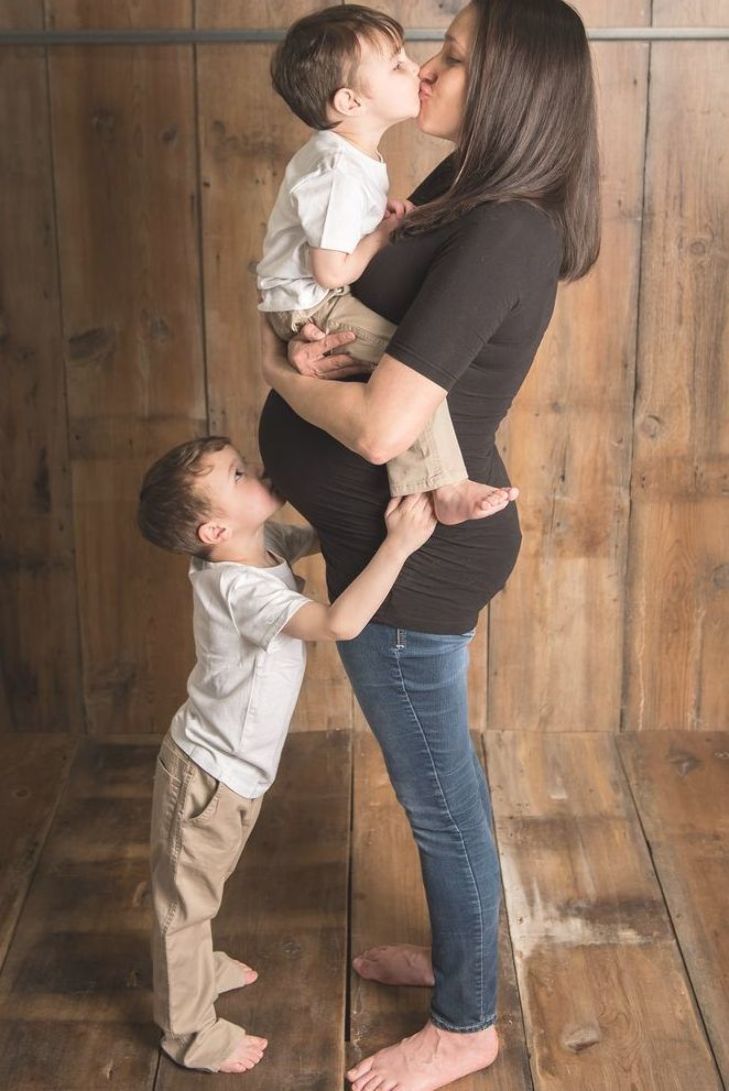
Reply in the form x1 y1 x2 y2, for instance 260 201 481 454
419 82 432 101
261 471 283 500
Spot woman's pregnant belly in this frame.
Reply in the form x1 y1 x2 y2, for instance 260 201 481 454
258 389 522 634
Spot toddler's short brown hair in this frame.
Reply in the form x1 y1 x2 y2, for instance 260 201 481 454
271 4 404 130
137 436 231 557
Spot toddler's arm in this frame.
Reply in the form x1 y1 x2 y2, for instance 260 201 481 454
309 198 412 290
301 529 321 557
282 494 435 642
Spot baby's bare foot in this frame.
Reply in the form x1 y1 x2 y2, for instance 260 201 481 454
352 944 435 987
347 1019 499 1091
217 1032 268 1074
433 480 518 525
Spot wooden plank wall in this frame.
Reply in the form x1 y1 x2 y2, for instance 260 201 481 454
625 0 729 731
0 1 726 735
0 0 83 731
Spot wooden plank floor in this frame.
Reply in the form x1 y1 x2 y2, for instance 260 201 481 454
0 729 726 1090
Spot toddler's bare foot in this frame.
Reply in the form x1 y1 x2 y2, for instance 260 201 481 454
217 1031 268 1074
213 950 258 996
352 944 434 987
347 1019 499 1091
433 480 518 525
227 960 257 988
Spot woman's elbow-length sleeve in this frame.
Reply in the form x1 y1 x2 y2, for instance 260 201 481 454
386 206 551 391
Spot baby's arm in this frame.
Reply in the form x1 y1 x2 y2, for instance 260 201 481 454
309 198 413 290
282 494 434 642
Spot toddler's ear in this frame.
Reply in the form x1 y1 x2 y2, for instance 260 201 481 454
197 521 229 547
331 86 363 118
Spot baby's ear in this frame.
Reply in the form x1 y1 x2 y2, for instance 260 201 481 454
197 521 229 547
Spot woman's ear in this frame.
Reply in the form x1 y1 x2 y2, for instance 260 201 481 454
197 521 230 547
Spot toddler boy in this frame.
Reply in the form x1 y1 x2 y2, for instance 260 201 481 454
257 5 488 523
137 434 435 1074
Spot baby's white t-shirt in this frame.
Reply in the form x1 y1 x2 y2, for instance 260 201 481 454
170 521 317 799
257 129 389 314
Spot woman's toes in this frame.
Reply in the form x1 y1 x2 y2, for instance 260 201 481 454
347 1056 374 1082
354 1074 382 1091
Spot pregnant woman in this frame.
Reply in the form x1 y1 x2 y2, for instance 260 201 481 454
259 1 600 1087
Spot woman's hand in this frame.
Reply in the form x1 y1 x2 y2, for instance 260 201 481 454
287 322 373 380
258 314 371 391
260 314 295 388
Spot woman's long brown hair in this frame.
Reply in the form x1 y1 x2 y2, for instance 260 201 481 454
400 0 601 281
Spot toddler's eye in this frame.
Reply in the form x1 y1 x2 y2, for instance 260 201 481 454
234 468 246 480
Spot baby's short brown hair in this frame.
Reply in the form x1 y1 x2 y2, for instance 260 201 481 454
271 4 404 130
137 435 231 557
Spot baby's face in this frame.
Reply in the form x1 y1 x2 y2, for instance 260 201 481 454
354 34 421 126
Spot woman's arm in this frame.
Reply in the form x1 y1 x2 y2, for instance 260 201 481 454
260 315 447 464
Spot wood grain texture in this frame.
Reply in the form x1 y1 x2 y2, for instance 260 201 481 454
488 39 649 732
47 0 206 733
618 730 729 1085
625 33 729 731
0 737 161 1090
155 730 352 1091
0 734 76 969
0 0 83 732
568 0 650 23
486 731 721 1090
349 730 533 1090
45 0 193 29
195 0 331 30
0 0 44 27
653 0 729 25
0 731 351 1089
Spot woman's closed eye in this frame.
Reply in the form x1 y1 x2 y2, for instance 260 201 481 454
234 467 246 481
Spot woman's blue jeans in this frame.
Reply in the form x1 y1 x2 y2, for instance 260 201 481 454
337 622 501 1032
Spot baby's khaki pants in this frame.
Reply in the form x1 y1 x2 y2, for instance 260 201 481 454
266 286 468 495
150 731 263 1072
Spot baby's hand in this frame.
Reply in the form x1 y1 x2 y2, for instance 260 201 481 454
381 197 415 234
384 493 437 556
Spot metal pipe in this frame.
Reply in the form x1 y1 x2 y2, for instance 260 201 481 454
0 27 728 46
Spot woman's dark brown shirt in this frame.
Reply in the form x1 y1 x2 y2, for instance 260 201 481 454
258 156 562 634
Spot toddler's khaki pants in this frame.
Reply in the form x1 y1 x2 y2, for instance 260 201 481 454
266 287 468 495
150 731 263 1072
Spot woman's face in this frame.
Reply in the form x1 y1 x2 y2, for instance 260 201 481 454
417 4 476 142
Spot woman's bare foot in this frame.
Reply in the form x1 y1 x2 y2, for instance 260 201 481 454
433 481 519 525
352 945 435 987
217 1032 268 1074
347 1020 499 1091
